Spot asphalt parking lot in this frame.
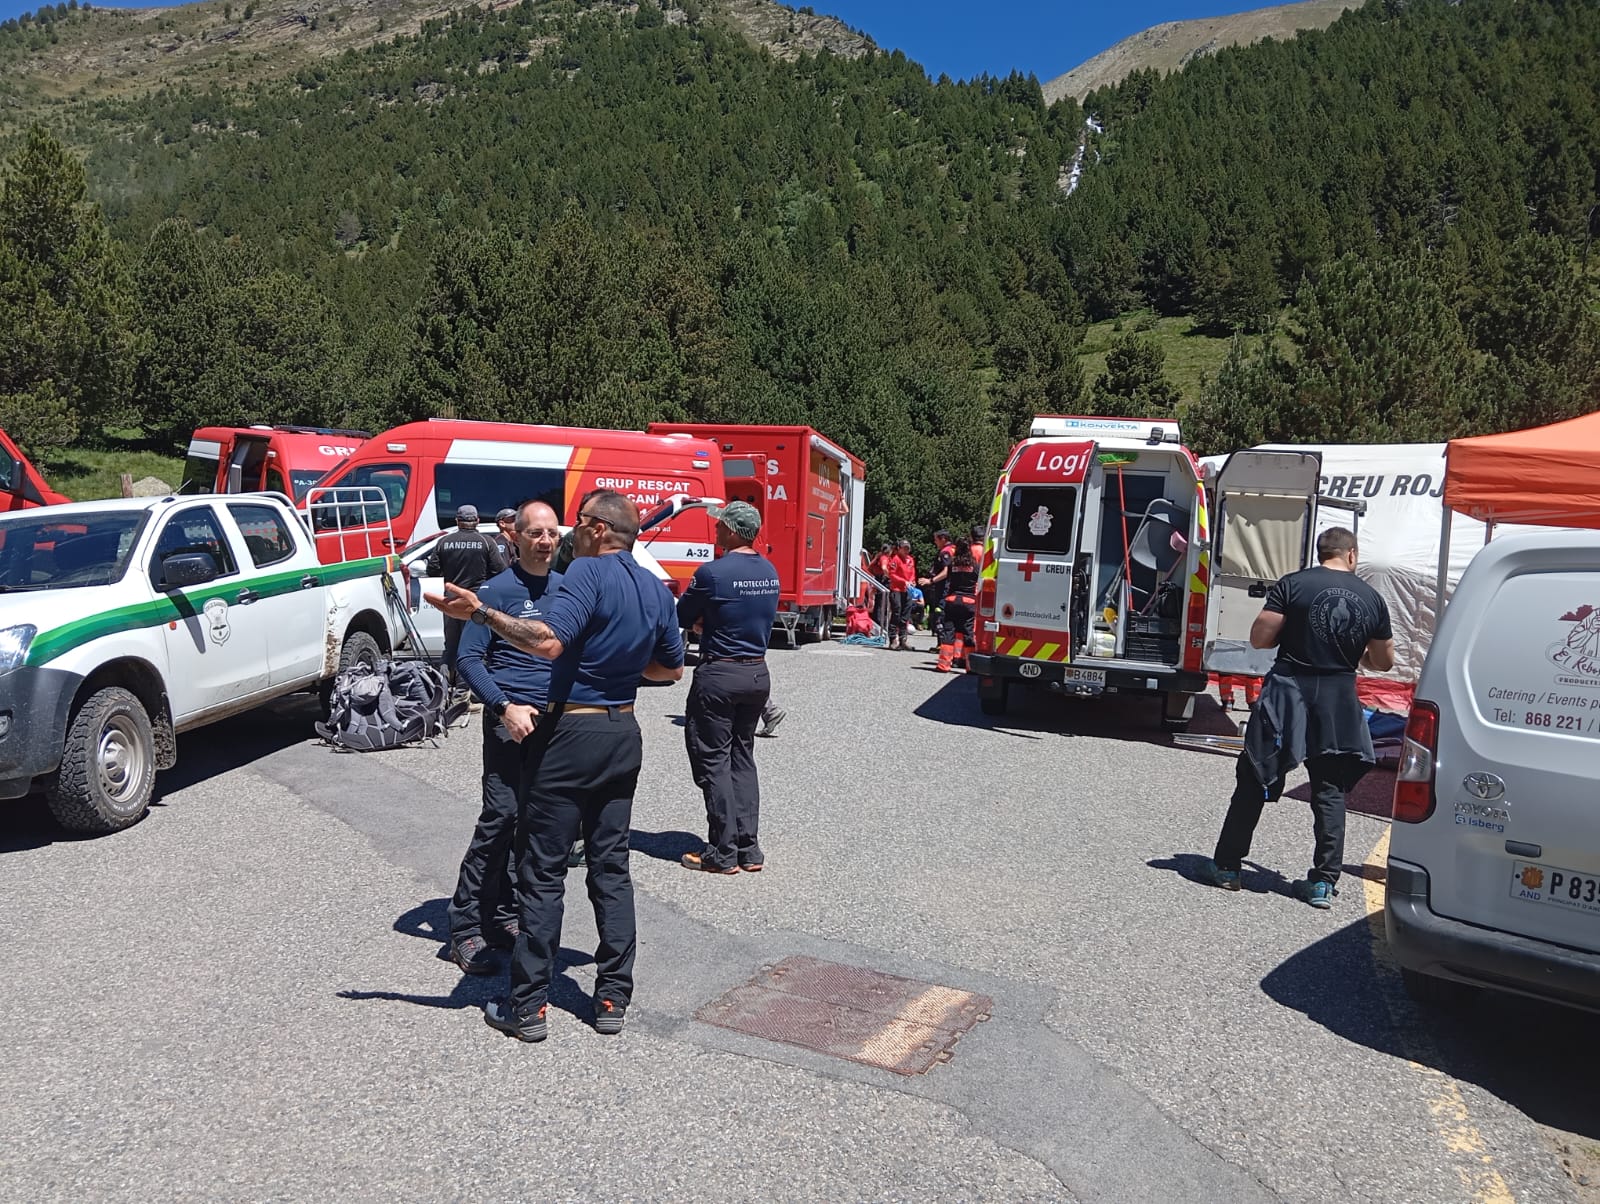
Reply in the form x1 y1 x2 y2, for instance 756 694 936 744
2 640 1595 1202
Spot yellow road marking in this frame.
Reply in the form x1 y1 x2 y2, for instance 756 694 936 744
1360 827 1515 1203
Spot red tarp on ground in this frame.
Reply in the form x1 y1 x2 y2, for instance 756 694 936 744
1444 410 1600 528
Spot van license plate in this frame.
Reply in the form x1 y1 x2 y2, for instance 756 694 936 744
1062 667 1105 688
1509 862 1600 916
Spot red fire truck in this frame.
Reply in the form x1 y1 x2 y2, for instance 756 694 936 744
180 425 369 501
0 428 69 511
648 424 866 643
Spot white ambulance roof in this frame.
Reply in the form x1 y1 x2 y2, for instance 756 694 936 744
1029 415 1183 445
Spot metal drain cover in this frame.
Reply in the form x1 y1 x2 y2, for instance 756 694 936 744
695 956 992 1075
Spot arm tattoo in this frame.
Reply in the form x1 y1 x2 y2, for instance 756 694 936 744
486 609 555 654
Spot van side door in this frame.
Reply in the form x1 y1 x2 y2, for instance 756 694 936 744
1203 450 1323 676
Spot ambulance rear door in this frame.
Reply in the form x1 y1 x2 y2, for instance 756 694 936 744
993 439 1093 654
1203 449 1322 675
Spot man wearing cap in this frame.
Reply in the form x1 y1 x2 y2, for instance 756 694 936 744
491 508 519 567
676 500 781 874
426 504 507 683
425 490 684 1042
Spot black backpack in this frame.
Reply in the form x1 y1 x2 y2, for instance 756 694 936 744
315 659 462 751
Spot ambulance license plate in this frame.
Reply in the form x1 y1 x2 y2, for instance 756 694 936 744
1510 862 1600 917
1062 667 1105 688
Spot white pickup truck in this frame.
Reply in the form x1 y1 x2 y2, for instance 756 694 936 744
0 492 407 833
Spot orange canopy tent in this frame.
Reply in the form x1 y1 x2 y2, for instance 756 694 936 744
1434 410 1600 603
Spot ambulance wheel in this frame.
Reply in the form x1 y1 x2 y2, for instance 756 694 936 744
46 687 157 833
1161 690 1195 733
978 678 1009 716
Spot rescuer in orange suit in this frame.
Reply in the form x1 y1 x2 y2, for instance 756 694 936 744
886 538 917 650
936 542 979 672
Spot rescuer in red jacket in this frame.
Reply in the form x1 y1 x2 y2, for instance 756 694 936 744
886 539 917 650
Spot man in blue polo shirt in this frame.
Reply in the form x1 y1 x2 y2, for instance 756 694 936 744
444 498 561 976
676 501 781 875
426 490 684 1043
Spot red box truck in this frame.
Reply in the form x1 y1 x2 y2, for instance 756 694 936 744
648 424 866 643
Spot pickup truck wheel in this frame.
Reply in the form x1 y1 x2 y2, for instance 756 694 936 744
320 630 383 718
46 687 156 834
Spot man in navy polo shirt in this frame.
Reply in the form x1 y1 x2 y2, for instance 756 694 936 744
426 490 684 1043
445 498 561 976
676 500 781 874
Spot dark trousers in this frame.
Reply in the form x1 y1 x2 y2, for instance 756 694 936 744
685 660 771 870
940 599 975 646
510 710 643 1014
443 616 466 681
447 712 523 943
887 589 907 640
1213 752 1368 884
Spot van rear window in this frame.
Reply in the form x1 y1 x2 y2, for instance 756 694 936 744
1467 572 1600 741
434 464 564 527
1005 486 1077 556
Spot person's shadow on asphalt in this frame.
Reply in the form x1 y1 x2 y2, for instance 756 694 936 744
335 897 596 1021
630 829 700 862
1147 852 1295 897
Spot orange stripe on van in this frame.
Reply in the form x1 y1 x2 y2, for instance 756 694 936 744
565 447 594 517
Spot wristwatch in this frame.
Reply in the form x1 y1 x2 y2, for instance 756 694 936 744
470 605 492 626
491 699 509 718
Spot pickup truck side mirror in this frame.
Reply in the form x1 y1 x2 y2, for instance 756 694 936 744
161 553 219 589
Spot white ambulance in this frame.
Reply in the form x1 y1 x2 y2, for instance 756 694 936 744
968 416 1360 730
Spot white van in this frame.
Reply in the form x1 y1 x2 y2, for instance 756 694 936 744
1386 530 1600 1012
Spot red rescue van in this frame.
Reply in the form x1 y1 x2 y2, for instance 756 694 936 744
303 419 725 584
180 425 369 501
0 428 69 511
970 415 1360 730
648 423 866 643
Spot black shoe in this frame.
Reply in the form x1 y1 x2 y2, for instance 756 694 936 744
484 998 548 1042
681 850 739 875
567 842 587 869
449 934 496 975
484 921 519 951
594 998 626 1035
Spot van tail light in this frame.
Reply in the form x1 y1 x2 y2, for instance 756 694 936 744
1392 700 1440 823
975 578 996 654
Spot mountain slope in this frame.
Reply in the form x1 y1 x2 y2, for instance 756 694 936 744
1042 0 1354 103
0 0 871 120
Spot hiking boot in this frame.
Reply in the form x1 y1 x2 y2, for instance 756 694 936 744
567 841 586 869
757 708 787 738
1196 859 1242 891
593 998 626 1035
1293 879 1337 909
484 999 547 1042
681 851 738 875
450 934 496 975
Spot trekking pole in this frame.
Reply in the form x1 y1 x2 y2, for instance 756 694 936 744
382 568 433 663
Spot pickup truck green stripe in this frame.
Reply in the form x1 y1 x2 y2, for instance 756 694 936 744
24 555 396 668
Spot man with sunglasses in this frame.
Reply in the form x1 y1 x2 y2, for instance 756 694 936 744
426 490 683 1043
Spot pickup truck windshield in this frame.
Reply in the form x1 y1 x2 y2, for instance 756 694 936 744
0 511 149 591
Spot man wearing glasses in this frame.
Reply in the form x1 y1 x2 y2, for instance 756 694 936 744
426 490 684 1043
443 498 562 976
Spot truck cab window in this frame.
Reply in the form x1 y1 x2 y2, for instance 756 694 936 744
151 507 238 586
227 502 297 568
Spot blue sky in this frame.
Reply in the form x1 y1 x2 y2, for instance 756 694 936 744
0 0 1274 82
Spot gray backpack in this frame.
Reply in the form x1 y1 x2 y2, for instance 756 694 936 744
316 659 461 751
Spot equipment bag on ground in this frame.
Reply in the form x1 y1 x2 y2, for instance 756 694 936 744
316 659 460 751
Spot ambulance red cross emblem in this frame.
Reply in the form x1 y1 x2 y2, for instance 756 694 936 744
1019 553 1040 582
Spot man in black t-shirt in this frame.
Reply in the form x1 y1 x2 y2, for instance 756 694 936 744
1199 527 1396 909
677 500 781 874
